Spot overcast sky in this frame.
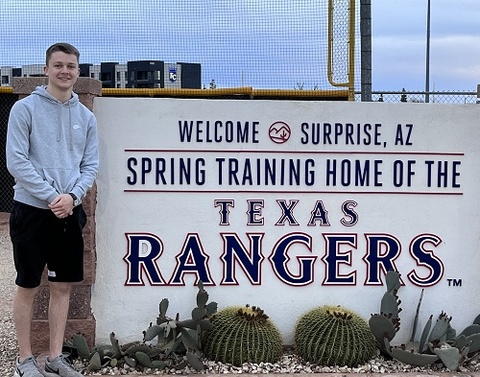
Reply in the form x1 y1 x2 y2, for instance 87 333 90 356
372 0 480 91
0 0 478 91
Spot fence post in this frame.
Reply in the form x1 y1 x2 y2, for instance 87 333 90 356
12 77 101 354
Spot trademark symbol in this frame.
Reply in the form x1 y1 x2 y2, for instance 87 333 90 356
447 278 462 287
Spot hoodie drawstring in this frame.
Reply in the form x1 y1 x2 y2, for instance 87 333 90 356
68 102 73 151
41 85 75 150
55 101 74 151
56 108 62 142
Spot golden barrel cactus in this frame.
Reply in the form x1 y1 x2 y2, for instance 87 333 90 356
294 305 376 367
202 305 283 366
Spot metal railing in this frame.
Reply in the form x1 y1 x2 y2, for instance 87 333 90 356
355 90 478 104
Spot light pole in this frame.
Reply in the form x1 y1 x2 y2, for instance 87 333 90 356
425 0 431 103
360 0 372 102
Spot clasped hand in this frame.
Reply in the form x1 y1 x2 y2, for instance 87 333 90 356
49 194 74 219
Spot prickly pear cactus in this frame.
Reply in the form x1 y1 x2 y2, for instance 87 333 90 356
367 268 480 371
295 305 376 367
202 305 283 366
369 269 402 356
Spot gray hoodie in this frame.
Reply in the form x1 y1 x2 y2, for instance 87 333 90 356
6 85 99 209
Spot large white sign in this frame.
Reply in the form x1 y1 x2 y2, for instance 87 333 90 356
93 98 480 345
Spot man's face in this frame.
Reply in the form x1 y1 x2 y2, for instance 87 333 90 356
44 51 80 91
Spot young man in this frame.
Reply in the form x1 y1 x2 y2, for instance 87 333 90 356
6 43 99 377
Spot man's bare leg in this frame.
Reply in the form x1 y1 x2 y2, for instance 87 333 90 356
48 282 72 359
13 286 38 361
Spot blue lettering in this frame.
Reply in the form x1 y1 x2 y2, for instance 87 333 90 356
363 234 401 285
178 120 194 142
307 200 330 226
325 159 383 187
247 199 264 225
340 200 358 227
215 199 235 226
220 233 264 284
269 233 317 286
275 199 300 226
407 234 444 286
126 157 137 185
321 234 356 285
169 233 214 285
124 233 165 286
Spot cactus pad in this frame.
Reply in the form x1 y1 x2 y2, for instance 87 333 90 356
202 305 283 366
295 305 376 367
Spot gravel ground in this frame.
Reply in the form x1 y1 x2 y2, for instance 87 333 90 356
0 216 17 377
1 214 479 376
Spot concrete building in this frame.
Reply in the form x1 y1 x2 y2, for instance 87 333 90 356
1 60 201 89
0 66 19 86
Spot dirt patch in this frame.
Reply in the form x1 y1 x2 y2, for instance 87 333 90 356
0 212 10 227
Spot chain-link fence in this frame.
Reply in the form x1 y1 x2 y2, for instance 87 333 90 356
0 92 17 212
355 91 478 104
1 0 358 97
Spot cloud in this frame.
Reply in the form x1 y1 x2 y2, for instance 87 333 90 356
1 0 479 91
430 35 480 89
371 0 480 91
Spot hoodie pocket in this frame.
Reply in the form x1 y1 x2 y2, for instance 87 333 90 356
42 168 80 194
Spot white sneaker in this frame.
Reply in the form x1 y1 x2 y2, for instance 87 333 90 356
13 356 45 377
44 354 82 377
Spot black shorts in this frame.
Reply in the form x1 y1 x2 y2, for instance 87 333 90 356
9 201 87 288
